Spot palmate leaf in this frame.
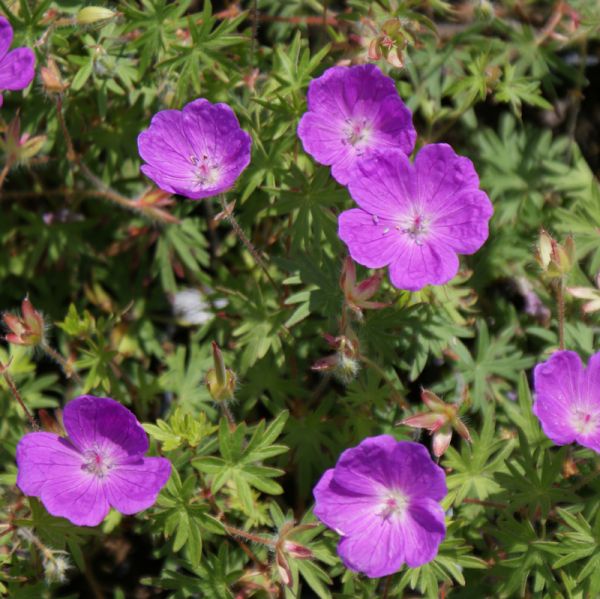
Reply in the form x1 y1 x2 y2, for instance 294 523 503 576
452 320 534 411
444 416 515 504
193 412 289 516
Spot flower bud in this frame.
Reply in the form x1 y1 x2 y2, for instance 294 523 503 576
0 115 46 165
76 7 116 25
40 58 69 94
4 297 45 346
206 341 236 402
535 229 575 278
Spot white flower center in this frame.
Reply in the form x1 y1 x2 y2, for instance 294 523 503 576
398 212 429 245
190 154 220 187
570 407 600 436
82 449 112 478
342 118 371 153
378 490 409 521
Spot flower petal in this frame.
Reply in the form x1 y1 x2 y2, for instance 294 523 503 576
105 456 171 515
338 208 405 269
63 395 149 457
388 240 459 291
533 351 583 445
337 516 404 578
16 432 83 497
402 497 446 567
0 47 35 91
347 151 416 217
40 472 109 527
0 17 13 60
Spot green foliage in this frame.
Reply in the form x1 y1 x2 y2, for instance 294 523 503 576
0 0 599 597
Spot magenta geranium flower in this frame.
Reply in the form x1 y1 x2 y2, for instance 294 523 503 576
533 351 600 452
16 395 171 527
137 98 252 200
313 436 446 578
297 64 416 185
338 144 493 291
0 17 35 107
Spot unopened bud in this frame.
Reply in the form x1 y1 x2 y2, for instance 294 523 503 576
76 7 116 25
4 297 45 346
282 540 313 560
206 341 236 402
40 58 69 94
536 229 575 278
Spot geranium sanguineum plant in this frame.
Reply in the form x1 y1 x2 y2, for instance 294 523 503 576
313 435 446 578
137 99 252 200
0 17 35 107
16 395 171 526
338 144 493 291
297 64 416 185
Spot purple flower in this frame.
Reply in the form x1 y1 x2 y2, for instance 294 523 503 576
533 351 600 452
338 144 493 291
137 99 252 200
313 435 446 578
0 17 35 107
297 64 416 185
16 395 171 527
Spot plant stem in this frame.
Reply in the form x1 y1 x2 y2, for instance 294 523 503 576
0 161 12 190
462 498 507 509
557 277 565 350
221 402 236 430
40 342 82 385
382 574 392 599
218 195 279 293
224 524 276 547
1 365 38 430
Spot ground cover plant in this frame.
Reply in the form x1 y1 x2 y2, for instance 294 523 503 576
1 0 600 597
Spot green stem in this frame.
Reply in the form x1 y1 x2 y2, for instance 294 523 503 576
218 195 279 293
1 366 38 430
557 278 565 351
40 342 82 385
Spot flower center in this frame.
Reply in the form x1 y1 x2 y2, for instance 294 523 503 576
400 213 429 245
342 118 370 151
570 407 600 436
82 449 112 478
190 154 220 187
378 490 409 521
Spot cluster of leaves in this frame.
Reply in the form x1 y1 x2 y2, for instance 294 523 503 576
0 0 599 597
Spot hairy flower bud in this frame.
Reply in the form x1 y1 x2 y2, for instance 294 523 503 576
535 229 575 278
206 341 236 402
76 7 116 25
40 58 69 94
4 297 45 346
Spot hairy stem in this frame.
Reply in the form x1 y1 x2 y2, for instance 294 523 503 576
557 278 565 351
221 402 236 430
40 342 82 385
1 366 38 430
218 195 279 292
0 161 12 191
224 524 276 547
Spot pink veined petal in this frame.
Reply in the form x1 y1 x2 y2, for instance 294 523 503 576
105 456 171 515
40 471 110 527
0 17 13 60
0 47 35 91
337 515 404 578
431 189 493 254
414 143 480 210
401 497 446 567
63 395 149 457
388 240 459 291
338 209 404 269
298 112 351 167
16 432 83 497
137 109 193 172
533 351 583 445
313 468 383 537
347 151 416 217
140 164 192 195
387 442 447 500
